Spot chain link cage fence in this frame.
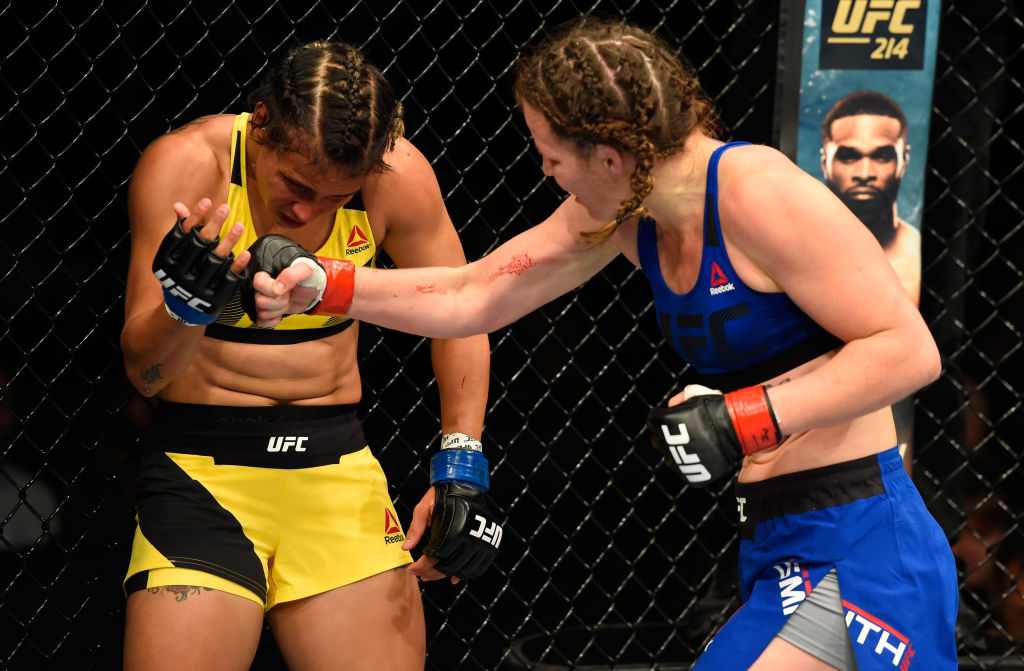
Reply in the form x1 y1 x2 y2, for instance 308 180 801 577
0 0 1021 669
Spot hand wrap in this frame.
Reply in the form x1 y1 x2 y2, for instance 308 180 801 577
424 433 502 580
239 234 355 321
151 217 243 326
646 385 781 486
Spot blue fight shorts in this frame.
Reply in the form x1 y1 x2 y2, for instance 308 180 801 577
693 448 959 670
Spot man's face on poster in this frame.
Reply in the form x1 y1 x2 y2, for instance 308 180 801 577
822 114 907 247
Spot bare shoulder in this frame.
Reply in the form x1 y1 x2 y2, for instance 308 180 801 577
716 143 835 236
362 138 442 217
382 136 430 171
130 115 234 208
370 136 437 194
143 114 232 154
717 143 808 193
361 136 459 262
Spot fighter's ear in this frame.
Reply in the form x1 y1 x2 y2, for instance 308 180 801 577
897 142 910 177
251 101 269 127
594 143 629 177
820 144 833 178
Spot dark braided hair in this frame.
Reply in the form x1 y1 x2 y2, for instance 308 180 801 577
514 17 719 240
247 41 404 175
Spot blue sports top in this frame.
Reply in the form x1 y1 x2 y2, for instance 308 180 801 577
637 141 840 392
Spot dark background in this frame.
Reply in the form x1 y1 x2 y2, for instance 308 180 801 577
0 1 1021 669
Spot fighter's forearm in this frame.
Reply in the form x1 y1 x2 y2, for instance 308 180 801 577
121 304 207 396
431 334 490 437
349 264 491 338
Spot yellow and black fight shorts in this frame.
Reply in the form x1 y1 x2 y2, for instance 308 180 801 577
124 401 412 610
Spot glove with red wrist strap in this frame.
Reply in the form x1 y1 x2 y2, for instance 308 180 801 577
646 384 782 486
239 234 355 321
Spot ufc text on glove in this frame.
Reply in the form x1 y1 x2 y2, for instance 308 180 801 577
152 217 244 326
646 385 782 486
424 433 502 580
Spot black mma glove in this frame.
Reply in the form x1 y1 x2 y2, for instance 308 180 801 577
646 384 782 486
152 217 244 325
425 482 502 580
424 433 502 581
239 234 356 322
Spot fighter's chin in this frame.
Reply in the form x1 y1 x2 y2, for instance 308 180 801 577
278 214 306 229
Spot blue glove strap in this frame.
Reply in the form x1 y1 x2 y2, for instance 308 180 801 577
430 449 490 492
162 289 219 326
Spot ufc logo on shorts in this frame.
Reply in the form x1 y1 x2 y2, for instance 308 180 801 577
154 269 213 310
267 436 308 452
659 423 712 483
469 515 502 547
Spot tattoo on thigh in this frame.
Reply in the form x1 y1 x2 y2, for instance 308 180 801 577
147 585 213 602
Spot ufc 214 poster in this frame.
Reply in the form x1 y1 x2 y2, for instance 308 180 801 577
778 0 942 458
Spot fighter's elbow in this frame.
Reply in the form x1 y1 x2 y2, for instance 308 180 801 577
123 358 165 398
911 331 943 392
458 289 523 337
442 269 504 337
120 340 165 398
923 339 943 385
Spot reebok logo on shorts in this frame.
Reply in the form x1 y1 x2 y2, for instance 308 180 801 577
384 508 405 544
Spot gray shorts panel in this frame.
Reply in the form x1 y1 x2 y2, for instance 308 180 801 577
777 568 859 670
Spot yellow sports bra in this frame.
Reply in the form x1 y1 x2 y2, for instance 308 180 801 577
204 112 377 345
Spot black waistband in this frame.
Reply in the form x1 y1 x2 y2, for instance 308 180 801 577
146 401 366 468
734 453 886 540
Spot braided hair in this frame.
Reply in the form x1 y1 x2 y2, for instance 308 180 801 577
247 41 404 175
514 17 719 240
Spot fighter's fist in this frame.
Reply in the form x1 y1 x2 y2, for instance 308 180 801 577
240 234 355 326
647 384 781 486
423 482 502 581
151 204 246 326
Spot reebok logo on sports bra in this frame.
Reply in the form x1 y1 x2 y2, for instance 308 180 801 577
346 225 371 255
637 142 841 390
204 112 378 345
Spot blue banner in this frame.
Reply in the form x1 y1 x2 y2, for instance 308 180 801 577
777 0 942 461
